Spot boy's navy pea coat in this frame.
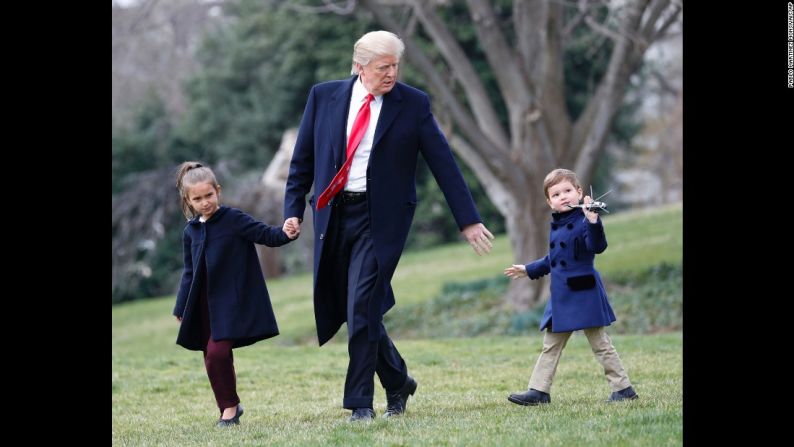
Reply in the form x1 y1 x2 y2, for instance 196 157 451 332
525 208 616 333
173 206 291 351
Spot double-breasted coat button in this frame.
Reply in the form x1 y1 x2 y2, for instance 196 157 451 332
567 223 573 229
551 224 558 230
551 260 557 267
550 242 555 248
560 260 567 267
560 241 567 248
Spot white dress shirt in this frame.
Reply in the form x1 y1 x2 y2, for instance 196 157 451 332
344 77 383 192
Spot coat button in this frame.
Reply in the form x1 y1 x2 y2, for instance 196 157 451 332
560 260 567 267
551 260 556 267
550 242 555 248
560 241 567 248
551 224 558 230
320 233 324 240
567 223 573 229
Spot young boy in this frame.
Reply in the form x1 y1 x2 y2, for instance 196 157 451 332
504 168 637 405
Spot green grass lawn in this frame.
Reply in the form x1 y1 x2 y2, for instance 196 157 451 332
113 203 682 445
113 332 681 446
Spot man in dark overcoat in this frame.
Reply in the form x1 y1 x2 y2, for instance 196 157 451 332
283 30 494 421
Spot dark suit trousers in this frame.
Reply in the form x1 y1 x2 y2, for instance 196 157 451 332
198 262 240 412
325 197 409 409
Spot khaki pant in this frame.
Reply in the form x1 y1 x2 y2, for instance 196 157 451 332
527 326 632 393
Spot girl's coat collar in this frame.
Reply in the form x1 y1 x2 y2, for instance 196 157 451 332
187 205 229 225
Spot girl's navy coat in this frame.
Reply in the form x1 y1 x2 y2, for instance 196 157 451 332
173 206 291 351
525 208 617 333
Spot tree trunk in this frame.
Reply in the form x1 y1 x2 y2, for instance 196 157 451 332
256 246 282 279
357 0 683 313
503 183 551 311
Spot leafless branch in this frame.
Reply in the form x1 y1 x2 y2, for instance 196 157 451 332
448 134 517 216
466 0 533 104
360 0 514 179
561 0 591 36
639 0 668 38
650 69 679 96
572 0 651 177
408 0 510 150
129 0 160 34
583 14 623 42
651 3 682 41
285 0 356 15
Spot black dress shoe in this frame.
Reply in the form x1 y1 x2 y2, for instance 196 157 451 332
349 407 375 422
383 376 418 418
607 386 638 402
216 404 244 427
507 388 551 406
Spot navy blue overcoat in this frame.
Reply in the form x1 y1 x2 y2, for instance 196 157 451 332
284 76 481 345
525 208 617 333
173 206 291 351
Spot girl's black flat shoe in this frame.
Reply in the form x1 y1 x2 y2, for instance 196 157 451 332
216 404 244 427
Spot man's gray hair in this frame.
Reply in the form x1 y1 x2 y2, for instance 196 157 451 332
350 30 405 75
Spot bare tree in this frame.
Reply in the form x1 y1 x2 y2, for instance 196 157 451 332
112 0 228 127
352 0 683 309
112 167 180 302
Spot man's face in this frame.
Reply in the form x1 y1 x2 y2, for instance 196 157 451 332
357 55 399 96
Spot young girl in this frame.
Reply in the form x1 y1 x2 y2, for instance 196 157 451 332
172 161 299 427
504 168 637 406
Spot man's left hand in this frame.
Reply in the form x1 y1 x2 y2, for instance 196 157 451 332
462 223 495 256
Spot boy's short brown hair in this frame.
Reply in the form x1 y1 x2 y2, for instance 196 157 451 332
543 168 582 199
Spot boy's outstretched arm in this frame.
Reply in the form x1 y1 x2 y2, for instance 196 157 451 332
504 264 527 279
524 255 551 279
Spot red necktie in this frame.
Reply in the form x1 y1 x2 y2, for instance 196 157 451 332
316 93 374 209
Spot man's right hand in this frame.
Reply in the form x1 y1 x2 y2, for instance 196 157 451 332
461 223 495 255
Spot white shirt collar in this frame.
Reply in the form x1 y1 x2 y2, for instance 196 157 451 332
352 76 382 105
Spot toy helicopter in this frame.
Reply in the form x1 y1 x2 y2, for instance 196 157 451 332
567 186 612 219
